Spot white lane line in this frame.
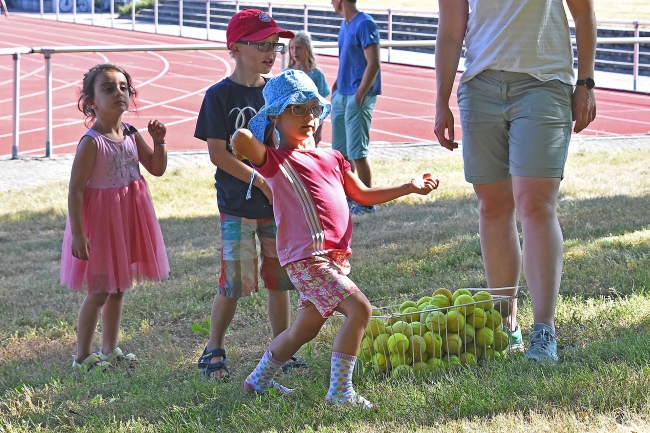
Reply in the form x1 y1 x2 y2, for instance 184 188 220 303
0 66 45 87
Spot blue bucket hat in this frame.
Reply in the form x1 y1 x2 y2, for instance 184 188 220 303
248 69 331 143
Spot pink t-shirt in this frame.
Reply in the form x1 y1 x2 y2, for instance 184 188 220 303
254 147 352 266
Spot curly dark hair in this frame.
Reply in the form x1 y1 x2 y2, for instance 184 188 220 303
77 63 138 127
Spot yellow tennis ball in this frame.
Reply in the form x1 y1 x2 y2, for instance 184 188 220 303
373 333 391 356
423 331 443 358
399 300 418 312
466 307 487 329
452 288 473 303
372 352 391 372
409 335 427 361
402 307 420 323
442 333 463 355
446 309 466 333
482 347 506 361
459 352 477 366
432 288 453 303
472 291 494 311
391 364 414 378
461 323 475 344
454 294 476 317
385 315 402 327
410 321 425 337
464 344 483 359
391 321 413 338
390 351 413 367
414 350 428 363
446 355 462 368
492 330 510 352
413 361 430 375
371 307 382 316
426 357 445 372
430 294 452 309
359 335 375 361
417 296 433 307
388 333 410 355
476 327 495 349
365 317 385 338
425 310 447 333
484 308 503 330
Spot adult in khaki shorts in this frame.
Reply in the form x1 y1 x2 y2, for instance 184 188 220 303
434 0 597 363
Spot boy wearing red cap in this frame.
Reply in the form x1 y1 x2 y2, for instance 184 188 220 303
194 9 305 379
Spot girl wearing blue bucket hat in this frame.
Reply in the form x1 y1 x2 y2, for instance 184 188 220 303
232 69 439 408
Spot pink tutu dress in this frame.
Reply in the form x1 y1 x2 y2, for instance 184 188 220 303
60 123 170 293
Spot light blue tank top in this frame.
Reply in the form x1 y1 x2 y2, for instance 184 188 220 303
461 0 575 85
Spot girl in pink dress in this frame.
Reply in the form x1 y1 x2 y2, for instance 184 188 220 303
61 63 169 371
232 70 439 408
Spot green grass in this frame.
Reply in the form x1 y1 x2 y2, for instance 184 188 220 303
1 150 649 432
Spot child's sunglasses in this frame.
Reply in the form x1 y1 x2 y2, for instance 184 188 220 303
289 104 324 117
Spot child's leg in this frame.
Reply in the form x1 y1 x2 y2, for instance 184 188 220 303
100 291 125 354
245 303 326 394
76 292 110 362
267 290 290 337
331 292 372 355
200 214 257 378
258 219 293 339
326 291 375 408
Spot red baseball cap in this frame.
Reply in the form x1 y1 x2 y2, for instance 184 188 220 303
226 9 295 48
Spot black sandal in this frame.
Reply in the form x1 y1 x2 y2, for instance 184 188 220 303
282 356 309 374
198 347 230 379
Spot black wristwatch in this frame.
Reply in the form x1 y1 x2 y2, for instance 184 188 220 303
576 77 595 90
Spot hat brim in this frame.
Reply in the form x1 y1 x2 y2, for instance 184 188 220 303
248 91 331 144
241 27 295 42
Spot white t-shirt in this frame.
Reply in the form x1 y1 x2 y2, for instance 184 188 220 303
461 0 575 85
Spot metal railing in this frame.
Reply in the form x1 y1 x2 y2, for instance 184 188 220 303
3 37 650 158
35 0 650 88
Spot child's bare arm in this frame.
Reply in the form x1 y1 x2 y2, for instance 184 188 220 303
344 172 439 206
231 128 268 167
68 136 97 260
135 120 167 176
211 130 272 204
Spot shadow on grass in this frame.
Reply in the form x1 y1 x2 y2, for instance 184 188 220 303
0 191 649 430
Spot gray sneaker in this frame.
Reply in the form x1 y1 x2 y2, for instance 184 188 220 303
350 204 376 216
524 324 559 364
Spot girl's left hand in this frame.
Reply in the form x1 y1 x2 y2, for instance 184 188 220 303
411 173 440 195
148 119 166 145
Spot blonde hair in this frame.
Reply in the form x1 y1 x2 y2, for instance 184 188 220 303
288 31 316 72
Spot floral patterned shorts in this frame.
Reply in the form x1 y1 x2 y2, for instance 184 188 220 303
284 251 360 318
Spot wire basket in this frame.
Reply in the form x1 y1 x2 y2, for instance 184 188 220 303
354 286 520 377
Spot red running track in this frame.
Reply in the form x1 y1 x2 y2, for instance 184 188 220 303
2 15 650 158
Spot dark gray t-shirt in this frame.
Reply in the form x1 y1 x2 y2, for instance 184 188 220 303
194 77 273 219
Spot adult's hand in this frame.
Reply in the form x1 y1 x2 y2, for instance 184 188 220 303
572 86 597 133
434 105 459 151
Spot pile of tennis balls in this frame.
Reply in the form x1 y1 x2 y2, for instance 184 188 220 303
358 288 511 377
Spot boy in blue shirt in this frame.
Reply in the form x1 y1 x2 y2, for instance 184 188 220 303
330 0 382 215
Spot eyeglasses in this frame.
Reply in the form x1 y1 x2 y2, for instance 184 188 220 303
237 41 285 53
289 104 324 117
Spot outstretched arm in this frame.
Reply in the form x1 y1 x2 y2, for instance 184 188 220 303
344 171 439 206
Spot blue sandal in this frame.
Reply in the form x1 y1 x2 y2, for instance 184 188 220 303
282 356 309 374
198 347 230 379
